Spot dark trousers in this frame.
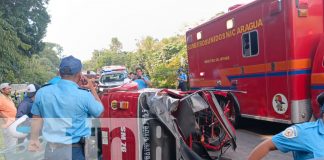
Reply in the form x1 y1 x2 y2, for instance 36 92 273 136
44 143 85 160
178 82 187 91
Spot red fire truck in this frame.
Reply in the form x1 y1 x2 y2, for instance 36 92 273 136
186 0 324 125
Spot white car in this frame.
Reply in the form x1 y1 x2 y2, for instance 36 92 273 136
98 69 127 92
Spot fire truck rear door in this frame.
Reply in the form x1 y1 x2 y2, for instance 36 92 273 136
264 0 289 122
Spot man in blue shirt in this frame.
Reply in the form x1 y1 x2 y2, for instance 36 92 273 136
134 67 152 89
28 56 104 160
248 94 324 160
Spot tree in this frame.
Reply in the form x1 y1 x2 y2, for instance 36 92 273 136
85 35 187 89
39 42 62 69
0 0 51 55
134 36 159 76
20 43 62 84
0 0 51 84
0 14 28 82
109 37 123 54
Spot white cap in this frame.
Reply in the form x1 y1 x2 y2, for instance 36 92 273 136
26 84 36 93
0 83 10 90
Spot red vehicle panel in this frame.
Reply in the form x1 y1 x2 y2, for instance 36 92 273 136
99 84 237 160
186 0 324 124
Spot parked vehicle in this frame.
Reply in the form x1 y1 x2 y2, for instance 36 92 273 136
98 65 127 92
186 0 324 125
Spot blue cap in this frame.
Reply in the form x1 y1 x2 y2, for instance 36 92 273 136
59 56 82 75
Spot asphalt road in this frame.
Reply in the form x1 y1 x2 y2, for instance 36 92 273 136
221 118 293 160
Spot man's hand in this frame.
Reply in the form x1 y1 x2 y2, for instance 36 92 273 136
80 76 102 104
80 76 96 91
29 115 43 152
28 139 42 152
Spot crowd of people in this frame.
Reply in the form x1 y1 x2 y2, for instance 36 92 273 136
0 56 104 160
123 67 188 91
0 56 189 154
0 56 186 159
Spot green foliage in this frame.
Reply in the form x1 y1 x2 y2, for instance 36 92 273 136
1 42 61 84
110 37 123 54
22 42 61 84
85 35 188 89
0 0 50 54
0 0 52 84
0 15 27 83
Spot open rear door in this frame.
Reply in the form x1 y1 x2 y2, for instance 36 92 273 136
200 91 237 150
174 90 237 159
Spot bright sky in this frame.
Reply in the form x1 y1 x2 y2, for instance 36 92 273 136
44 0 254 61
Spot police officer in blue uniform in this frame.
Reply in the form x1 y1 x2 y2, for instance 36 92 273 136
248 94 324 160
177 68 188 91
28 55 104 160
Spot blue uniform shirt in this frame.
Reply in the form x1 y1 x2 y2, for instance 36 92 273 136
31 79 104 144
272 119 324 160
48 76 61 84
178 73 187 83
134 76 150 89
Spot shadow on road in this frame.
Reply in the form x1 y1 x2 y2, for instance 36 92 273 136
239 118 291 135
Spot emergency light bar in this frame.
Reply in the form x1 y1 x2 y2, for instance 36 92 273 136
102 68 126 73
